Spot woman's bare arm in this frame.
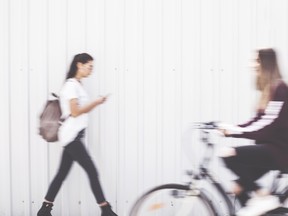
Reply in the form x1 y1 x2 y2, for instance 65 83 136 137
69 96 107 117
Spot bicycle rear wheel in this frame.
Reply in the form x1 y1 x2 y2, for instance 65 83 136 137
129 184 218 216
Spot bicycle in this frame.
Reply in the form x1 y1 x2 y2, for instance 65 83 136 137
129 122 288 216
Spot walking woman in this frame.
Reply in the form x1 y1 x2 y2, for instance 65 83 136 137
37 53 118 216
219 48 288 216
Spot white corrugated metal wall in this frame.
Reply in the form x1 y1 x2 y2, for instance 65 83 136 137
0 0 288 215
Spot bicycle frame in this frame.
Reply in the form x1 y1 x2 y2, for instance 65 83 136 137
129 122 288 216
187 126 238 215
191 122 288 215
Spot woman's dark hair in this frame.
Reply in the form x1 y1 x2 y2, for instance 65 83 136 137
256 48 283 109
258 48 282 80
66 53 94 79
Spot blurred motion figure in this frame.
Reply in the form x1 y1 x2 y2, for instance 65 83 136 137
219 48 288 216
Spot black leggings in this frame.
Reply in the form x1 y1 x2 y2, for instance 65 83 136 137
45 130 106 204
222 145 281 192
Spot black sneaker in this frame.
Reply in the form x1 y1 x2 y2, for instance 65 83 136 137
37 202 53 216
101 203 118 216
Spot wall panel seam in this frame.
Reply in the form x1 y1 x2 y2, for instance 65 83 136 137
27 0 32 212
8 0 12 213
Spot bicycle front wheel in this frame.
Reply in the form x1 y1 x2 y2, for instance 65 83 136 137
129 184 217 216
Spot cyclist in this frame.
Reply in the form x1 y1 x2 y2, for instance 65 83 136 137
219 48 288 216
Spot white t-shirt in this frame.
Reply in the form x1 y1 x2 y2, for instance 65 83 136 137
58 78 89 146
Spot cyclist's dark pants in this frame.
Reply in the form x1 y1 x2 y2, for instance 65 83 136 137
45 130 106 204
222 144 280 192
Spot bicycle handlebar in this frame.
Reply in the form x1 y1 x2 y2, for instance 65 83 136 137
191 121 219 130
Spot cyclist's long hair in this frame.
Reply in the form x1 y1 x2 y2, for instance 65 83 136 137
66 53 94 80
256 48 282 110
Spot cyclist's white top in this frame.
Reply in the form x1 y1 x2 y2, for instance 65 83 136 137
58 78 89 146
